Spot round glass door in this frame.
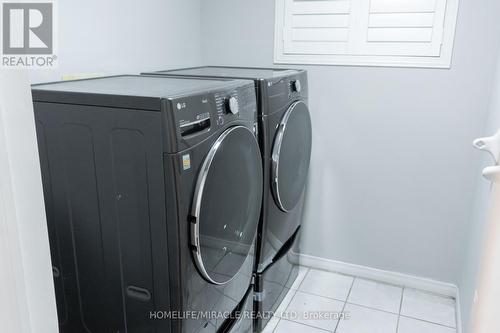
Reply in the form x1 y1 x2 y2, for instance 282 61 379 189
271 101 312 212
191 126 263 285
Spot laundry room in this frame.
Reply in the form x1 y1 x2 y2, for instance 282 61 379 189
1 0 500 333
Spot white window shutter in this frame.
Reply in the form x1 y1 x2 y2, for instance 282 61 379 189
283 0 352 55
357 0 448 57
275 0 459 68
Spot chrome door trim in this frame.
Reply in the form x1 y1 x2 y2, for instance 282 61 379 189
271 100 308 212
190 125 258 285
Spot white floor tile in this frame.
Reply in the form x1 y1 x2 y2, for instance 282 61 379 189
398 316 456 333
336 303 398 333
274 319 331 333
299 269 354 301
261 316 281 333
347 278 402 313
401 289 456 328
285 291 344 331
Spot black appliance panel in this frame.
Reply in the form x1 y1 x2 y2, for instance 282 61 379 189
34 102 170 333
32 75 239 111
142 68 309 117
190 126 263 285
33 75 260 333
164 126 258 333
165 83 257 153
142 66 311 273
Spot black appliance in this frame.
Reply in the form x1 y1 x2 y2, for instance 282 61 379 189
142 67 312 332
32 75 263 333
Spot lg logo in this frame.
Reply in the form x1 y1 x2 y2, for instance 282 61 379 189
2 2 53 54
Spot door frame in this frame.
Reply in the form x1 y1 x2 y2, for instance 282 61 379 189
0 72 58 333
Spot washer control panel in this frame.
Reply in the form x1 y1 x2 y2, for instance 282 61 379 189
169 82 257 150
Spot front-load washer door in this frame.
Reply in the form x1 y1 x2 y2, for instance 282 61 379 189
271 101 312 212
191 125 263 285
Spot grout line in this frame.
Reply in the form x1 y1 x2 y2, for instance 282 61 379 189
334 303 346 333
304 264 406 290
288 266 456 333
334 277 355 332
399 314 457 329
399 287 405 315
293 289 353 304
277 266 307 315
271 317 280 333
269 267 308 332
396 287 405 333
347 274 406 290
293 266 356 303
403 286 456 300
291 287 407 317
278 318 334 332
343 301 400 316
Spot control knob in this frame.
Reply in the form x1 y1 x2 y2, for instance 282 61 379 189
225 96 239 115
291 80 301 93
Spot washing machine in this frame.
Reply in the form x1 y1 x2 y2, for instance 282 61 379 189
142 67 312 332
32 75 262 333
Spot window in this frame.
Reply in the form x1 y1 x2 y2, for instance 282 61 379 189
274 0 459 68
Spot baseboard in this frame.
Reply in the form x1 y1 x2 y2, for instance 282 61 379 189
287 252 463 332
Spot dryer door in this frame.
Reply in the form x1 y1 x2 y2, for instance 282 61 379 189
191 125 263 285
271 101 312 212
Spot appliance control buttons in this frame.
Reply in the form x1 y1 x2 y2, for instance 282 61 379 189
226 96 239 115
217 115 224 125
291 80 301 93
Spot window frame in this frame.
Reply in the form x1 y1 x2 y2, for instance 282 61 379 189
274 0 460 68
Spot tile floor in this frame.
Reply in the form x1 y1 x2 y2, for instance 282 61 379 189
263 267 457 333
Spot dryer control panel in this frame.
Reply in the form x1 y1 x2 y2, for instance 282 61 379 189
264 71 309 117
166 81 257 152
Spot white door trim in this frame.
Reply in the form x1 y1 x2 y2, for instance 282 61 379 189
0 71 58 333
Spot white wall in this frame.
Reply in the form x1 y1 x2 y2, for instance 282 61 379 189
30 0 202 83
0 70 58 333
200 0 500 284
2 1 203 331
